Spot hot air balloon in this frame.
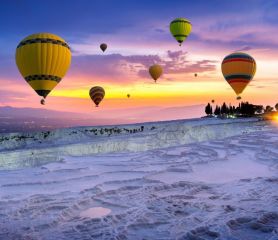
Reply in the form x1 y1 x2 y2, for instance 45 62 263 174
149 64 163 83
221 52 256 100
100 43 107 52
194 73 197 77
15 33 71 104
127 94 130 98
170 18 192 46
89 86 105 107
211 99 215 103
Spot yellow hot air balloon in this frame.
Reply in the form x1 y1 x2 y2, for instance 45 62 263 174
221 52 256 99
170 18 192 46
89 86 105 107
149 64 163 83
15 33 71 104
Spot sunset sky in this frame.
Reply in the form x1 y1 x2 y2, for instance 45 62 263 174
1 0 278 121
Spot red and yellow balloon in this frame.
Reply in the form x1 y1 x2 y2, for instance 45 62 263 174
221 52 256 99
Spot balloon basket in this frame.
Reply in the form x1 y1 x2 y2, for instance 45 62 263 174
40 98 45 105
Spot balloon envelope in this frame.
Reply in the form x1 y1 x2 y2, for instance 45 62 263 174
149 64 163 82
170 18 192 46
100 43 107 52
89 86 105 107
15 33 71 101
221 52 256 97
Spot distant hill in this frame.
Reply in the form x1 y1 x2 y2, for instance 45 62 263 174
0 106 89 119
72 105 205 121
134 105 205 121
0 105 205 133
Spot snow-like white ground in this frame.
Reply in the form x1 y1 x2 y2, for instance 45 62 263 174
0 118 277 239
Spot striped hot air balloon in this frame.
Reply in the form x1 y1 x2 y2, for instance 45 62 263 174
15 33 71 104
170 18 192 46
221 52 256 99
89 86 105 107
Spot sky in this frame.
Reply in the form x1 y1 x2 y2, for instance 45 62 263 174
0 0 278 122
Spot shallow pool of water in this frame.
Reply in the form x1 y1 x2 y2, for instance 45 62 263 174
148 158 274 184
79 207 111 219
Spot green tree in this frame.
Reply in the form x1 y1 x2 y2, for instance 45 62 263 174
214 105 220 115
255 105 263 114
275 103 278 111
205 103 212 115
221 102 228 114
265 105 273 113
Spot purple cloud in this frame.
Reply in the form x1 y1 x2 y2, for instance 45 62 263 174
71 50 217 83
128 50 217 77
235 46 253 51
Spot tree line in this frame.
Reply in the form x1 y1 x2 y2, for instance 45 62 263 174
204 102 278 117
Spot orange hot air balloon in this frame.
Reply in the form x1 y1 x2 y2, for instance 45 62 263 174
89 86 105 107
100 43 107 52
149 64 163 83
221 52 256 99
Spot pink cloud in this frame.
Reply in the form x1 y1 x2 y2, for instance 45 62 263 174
69 50 217 84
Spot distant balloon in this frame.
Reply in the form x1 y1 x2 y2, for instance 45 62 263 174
170 18 192 46
149 64 163 83
89 86 105 107
15 33 71 104
127 94 130 98
100 43 107 52
211 99 215 103
221 52 256 99
194 73 197 77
